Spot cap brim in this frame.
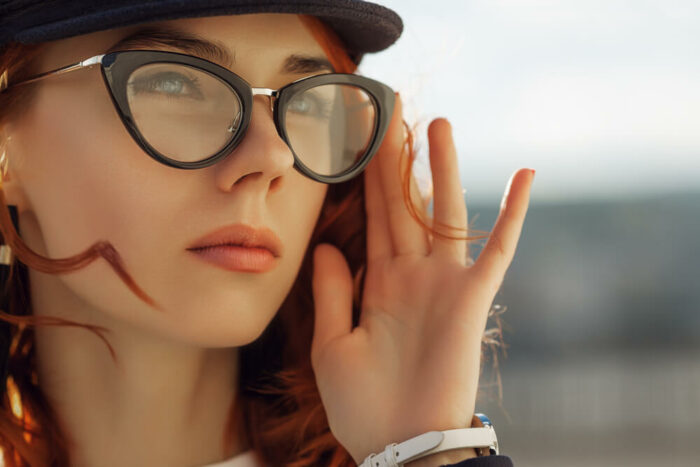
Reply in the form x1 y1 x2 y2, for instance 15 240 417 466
2 0 403 64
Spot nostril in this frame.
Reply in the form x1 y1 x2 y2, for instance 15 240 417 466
234 172 259 185
270 175 283 192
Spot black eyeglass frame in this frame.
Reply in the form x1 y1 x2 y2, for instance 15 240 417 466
2 49 396 184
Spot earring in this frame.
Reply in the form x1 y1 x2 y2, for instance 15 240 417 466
0 137 16 278
0 137 8 181
0 205 18 403
0 204 17 268
0 140 15 271
0 139 17 400
0 137 18 292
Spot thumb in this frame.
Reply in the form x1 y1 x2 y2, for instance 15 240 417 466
310 243 353 368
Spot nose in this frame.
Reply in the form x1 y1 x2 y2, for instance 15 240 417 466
213 94 294 194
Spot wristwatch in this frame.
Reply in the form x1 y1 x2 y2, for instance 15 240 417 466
359 413 499 467
471 413 499 457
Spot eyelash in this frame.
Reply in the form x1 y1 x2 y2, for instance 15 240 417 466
127 66 333 119
288 93 332 119
128 72 204 100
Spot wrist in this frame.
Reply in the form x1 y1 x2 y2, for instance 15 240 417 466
354 413 497 467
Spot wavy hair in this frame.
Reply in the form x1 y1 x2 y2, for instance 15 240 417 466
0 14 502 467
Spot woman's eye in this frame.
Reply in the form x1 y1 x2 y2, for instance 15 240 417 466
290 98 311 113
289 93 331 118
129 72 204 100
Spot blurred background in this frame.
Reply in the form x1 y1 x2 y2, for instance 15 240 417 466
360 1 700 466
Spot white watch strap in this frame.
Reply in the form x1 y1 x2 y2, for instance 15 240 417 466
359 424 498 467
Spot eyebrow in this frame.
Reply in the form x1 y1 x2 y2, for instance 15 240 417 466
104 26 336 74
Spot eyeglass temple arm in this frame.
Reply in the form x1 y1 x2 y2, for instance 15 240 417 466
0 54 105 93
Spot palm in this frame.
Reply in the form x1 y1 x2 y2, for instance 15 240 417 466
310 94 534 464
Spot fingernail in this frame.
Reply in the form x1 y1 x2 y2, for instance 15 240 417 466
443 118 453 135
500 172 515 211
528 168 536 178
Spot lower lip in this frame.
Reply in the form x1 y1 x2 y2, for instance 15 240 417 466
187 245 278 273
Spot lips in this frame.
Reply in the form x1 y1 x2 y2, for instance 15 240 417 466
186 223 283 257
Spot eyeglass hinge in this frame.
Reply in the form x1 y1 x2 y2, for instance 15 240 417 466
80 54 105 68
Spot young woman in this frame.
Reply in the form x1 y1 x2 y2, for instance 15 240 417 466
0 1 533 466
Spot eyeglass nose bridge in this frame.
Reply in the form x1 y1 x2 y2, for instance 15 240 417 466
225 87 279 136
251 87 279 115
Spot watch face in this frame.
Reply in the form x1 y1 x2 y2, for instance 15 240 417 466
474 412 492 427
474 413 499 455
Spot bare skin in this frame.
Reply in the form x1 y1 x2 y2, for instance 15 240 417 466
2 14 329 467
310 97 534 463
0 11 534 467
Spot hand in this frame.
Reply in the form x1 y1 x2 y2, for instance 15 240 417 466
310 93 534 464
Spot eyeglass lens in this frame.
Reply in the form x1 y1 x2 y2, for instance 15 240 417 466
125 62 377 176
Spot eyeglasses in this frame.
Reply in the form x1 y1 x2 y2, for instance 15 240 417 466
1 49 395 184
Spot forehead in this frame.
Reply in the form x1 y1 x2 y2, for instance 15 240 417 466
148 14 328 63
34 13 330 78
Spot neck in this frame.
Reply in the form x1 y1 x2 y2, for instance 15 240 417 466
29 267 247 467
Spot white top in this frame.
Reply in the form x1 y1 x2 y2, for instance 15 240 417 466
197 450 261 467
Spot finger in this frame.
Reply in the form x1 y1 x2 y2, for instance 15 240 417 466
473 168 535 287
364 153 392 264
420 173 435 245
410 162 434 249
376 93 430 256
427 118 468 264
310 243 353 369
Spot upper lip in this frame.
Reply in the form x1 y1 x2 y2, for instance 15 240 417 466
187 223 283 257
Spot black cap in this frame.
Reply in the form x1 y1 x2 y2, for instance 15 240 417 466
0 0 404 64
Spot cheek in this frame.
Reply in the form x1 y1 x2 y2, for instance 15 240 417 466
150 172 327 345
13 82 203 328
165 174 328 345
16 79 150 259
14 81 330 346
272 174 328 280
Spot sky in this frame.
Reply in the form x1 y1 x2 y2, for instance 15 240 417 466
359 0 700 203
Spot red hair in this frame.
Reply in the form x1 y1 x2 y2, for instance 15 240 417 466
0 14 499 467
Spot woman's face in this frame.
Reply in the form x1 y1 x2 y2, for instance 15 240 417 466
3 14 330 345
